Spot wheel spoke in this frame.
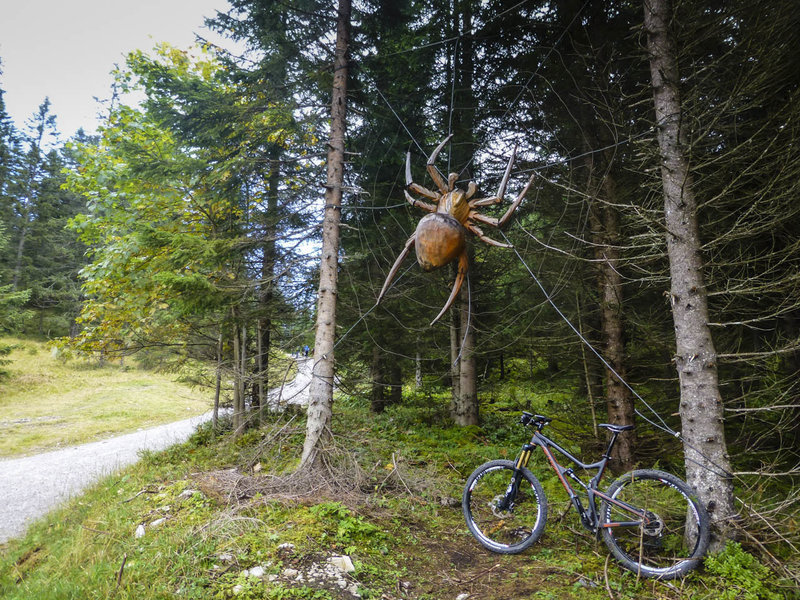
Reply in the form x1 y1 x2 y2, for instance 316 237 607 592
463 461 547 553
600 470 708 578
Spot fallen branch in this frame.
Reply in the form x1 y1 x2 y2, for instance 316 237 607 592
603 555 615 600
115 553 127 590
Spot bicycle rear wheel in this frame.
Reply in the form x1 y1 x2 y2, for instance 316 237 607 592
462 459 547 554
599 469 710 579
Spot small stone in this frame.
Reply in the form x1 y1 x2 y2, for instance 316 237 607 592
283 568 299 578
456 594 470 600
277 542 296 555
328 554 355 573
232 584 243 594
150 517 166 528
253 462 262 473
178 489 201 499
218 553 234 563
268 574 278 582
134 524 146 538
248 566 265 578
347 584 361 597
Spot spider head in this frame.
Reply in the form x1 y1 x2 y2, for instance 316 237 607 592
442 187 470 223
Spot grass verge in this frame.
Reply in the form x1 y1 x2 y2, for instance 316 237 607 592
0 337 211 457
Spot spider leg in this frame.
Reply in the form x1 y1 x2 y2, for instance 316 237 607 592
496 145 517 201
469 196 501 207
467 223 512 248
469 210 499 227
406 152 440 200
404 190 437 212
377 234 416 304
496 172 536 228
431 249 468 326
426 135 453 194
467 145 519 207
465 181 477 199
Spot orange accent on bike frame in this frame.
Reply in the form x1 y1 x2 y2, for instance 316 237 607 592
593 489 647 523
539 444 573 495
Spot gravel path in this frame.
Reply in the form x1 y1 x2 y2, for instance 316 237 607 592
0 358 312 544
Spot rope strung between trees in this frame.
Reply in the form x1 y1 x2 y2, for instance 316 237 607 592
499 227 736 481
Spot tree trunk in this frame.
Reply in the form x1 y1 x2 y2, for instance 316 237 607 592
300 0 350 470
257 145 280 423
644 0 735 546
453 278 479 426
232 321 243 436
213 331 222 431
590 175 635 471
577 294 599 438
449 308 461 414
415 344 422 389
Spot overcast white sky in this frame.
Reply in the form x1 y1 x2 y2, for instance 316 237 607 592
0 0 233 140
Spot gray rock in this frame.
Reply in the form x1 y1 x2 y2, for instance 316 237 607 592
328 554 355 573
248 565 265 578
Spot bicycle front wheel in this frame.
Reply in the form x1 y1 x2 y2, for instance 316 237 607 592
599 469 710 579
462 459 548 554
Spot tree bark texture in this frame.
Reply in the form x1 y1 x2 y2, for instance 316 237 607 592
644 0 735 545
301 0 350 469
232 320 243 436
449 308 461 413
590 175 635 472
453 278 479 426
415 340 422 389
213 332 222 430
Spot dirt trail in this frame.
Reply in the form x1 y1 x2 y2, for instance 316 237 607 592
0 358 312 544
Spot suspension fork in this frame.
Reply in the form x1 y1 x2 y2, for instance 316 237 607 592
497 443 536 511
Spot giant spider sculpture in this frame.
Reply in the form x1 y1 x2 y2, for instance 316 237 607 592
377 135 534 325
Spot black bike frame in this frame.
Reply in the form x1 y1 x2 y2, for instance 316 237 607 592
515 427 648 531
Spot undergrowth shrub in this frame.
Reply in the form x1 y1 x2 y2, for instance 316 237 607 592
703 542 783 600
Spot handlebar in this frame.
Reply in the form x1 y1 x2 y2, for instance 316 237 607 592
520 411 552 428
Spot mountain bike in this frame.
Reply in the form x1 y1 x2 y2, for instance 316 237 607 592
462 412 710 579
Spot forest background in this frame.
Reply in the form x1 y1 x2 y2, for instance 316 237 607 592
1 0 799 583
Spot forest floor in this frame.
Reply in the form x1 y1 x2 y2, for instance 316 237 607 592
0 383 794 599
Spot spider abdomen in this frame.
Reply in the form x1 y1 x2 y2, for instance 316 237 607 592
414 213 466 272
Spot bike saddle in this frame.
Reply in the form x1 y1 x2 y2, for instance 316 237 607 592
599 423 634 432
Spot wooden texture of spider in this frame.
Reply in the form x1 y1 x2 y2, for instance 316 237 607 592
377 135 535 325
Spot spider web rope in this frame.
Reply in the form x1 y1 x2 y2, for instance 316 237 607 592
347 6 737 484
499 228 736 480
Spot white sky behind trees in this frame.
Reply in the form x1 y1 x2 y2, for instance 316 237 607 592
0 0 232 140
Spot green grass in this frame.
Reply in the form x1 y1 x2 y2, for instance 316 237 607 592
1 385 794 600
0 337 212 457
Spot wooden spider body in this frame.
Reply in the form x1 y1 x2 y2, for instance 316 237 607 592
378 136 534 325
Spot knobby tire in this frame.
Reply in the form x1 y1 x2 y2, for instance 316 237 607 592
463 459 548 554
599 469 710 579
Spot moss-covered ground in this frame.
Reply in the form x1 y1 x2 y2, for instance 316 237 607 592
0 385 795 599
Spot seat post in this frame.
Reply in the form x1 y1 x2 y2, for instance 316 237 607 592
603 430 620 461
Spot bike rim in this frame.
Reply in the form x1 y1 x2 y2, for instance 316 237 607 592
467 465 542 549
605 475 702 574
